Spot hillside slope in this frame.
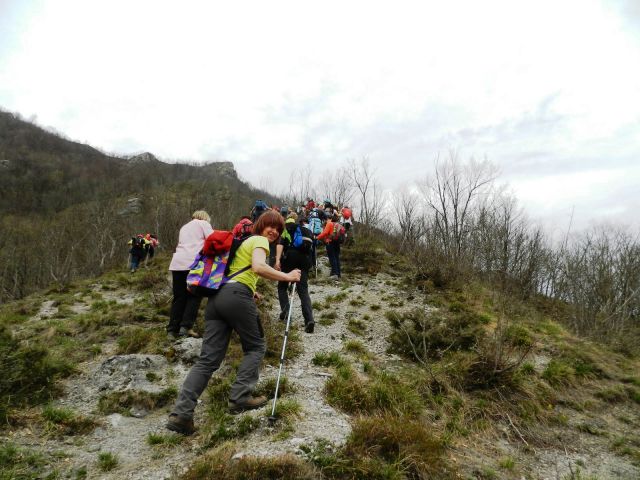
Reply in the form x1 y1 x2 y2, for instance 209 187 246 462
1 245 639 479
0 109 280 302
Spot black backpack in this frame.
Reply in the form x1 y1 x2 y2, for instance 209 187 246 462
131 236 145 249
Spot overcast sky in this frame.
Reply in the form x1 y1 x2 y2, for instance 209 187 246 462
1 0 639 233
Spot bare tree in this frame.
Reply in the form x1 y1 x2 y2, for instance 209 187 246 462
420 152 498 261
347 157 385 229
391 187 424 251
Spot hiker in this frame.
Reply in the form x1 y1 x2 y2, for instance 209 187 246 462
317 213 345 279
167 211 301 435
340 206 353 245
250 200 268 222
340 206 352 231
128 234 147 273
167 211 214 339
307 209 324 269
275 213 315 333
305 197 316 212
145 233 159 263
279 205 289 218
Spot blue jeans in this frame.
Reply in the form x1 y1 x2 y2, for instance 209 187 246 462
130 254 143 271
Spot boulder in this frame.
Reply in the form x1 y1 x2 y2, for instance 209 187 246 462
173 337 203 363
94 354 168 393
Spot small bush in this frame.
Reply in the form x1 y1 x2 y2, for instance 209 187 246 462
325 366 424 416
386 308 485 362
542 360 574 385
0 325 74 420
97 452 118 472
315 414 449 479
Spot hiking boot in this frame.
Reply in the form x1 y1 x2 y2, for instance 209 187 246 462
179 327 200 338
304 322 315 334
167 331 179 340
228 395 268 414
166 414 195 435
278 310 287 321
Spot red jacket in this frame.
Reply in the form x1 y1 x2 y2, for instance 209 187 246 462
203 231 234 255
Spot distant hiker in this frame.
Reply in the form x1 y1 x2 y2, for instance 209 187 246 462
317 214 345 279
307 209 324 268
144 233 158 266
340 206 353 245
340 206 353 230
167 211 301 435
279 205 289 218
305 197 316 212
167 210 214 339
250 200 269 222
275 213 315 333
232 216 254 240
128 234 148 273
145 233 159 263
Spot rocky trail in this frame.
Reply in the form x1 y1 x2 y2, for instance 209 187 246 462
4 255 640 479
4 259 405 479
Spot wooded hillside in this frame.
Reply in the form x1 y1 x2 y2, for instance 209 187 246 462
0 110 276 301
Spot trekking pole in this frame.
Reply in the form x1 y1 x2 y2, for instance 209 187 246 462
268 282 297 426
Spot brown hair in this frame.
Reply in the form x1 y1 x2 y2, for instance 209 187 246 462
252 210 285 235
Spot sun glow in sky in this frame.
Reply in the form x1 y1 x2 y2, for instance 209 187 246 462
1 0 639 231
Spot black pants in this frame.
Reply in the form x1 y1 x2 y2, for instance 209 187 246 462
278 268 314 326
326 241 341 277
167 270 203 334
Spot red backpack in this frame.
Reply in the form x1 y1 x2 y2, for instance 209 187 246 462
330 223 346 243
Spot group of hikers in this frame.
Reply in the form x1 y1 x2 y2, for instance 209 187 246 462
160 200 353 435
127 233 159 273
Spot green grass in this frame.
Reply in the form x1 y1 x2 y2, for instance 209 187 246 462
325 365 424 416
97 452 118 472
319 311 337 326
147 432 185 446
116 327 166 354
41 405 99 436
310 414 449 478
346 318 366 335
343 340 367 356
199 374 261 448
0 441 49 480
312 351 347 368
182 443 317 480
0 324 75 420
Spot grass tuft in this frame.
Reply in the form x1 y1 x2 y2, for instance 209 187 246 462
183 443 317 480
97 387 177 415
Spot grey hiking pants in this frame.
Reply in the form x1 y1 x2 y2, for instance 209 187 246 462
172 282 266 419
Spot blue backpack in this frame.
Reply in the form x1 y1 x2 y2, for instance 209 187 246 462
308 217 322 235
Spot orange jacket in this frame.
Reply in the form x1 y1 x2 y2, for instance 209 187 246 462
316 220 335 243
